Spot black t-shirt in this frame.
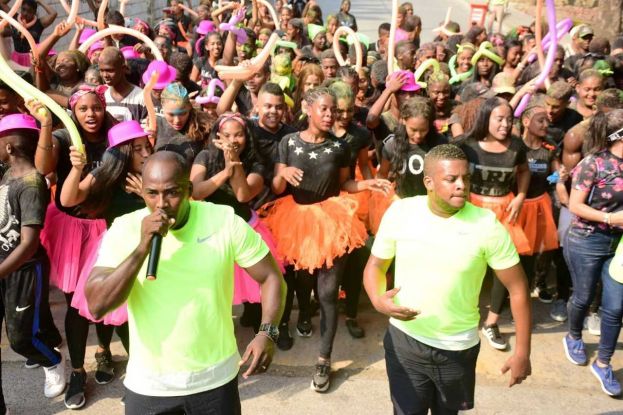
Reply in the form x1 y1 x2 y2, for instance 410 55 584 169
155 116 207 166
250 121 297 209
11 16 44 53
0 169 48 261
193 148 265 221
234 87 254 117
372 111 399 162
278 133 350 204
90 167 145 226
547 108 583 147
54 129 108 217
382 133 448 198
459 136 528 197
252 121 298 168
525 140 557 199
334 124 372 179
192 56 219 89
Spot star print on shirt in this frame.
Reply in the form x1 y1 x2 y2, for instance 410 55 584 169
309 151 318 159
324 148 333 154
288 138 296 147
294 147 303 155
333 142 341 148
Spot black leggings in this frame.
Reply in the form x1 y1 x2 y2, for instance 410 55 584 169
64 293 129 370
296 256 347 359
343 246 370 319
490 255 534 315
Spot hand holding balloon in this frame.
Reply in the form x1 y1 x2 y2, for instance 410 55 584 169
333 26 362 72
514 0 558 117
215 33 279 80
79 25 164 61
219 6 248 44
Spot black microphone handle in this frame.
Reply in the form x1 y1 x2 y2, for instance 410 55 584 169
146 234 162 281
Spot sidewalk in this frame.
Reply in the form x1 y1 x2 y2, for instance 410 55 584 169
2 277 623 414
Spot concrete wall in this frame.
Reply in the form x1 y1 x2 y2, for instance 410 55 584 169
510 0 622 39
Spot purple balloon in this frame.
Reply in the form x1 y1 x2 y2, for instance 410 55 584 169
514 0 558 117
527 18 573 64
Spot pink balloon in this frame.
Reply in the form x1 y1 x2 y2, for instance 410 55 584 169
527 18 573 64
515 0 558 117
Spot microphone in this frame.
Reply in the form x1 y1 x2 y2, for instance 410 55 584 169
146 234 162 281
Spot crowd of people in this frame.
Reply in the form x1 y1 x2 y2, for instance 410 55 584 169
0 0 622 413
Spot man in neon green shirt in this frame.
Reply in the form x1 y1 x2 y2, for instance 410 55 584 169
85 152 285 414
364 144 531 414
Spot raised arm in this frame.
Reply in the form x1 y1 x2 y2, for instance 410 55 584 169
37 0 58 28
86 209 171 319
366 74 405 129
59 146 94 207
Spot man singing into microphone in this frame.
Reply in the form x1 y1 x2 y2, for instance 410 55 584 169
85 151 285 414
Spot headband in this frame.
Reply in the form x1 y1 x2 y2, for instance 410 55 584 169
218 112 245 129
456 42 476 54
133 18 150 32
69 84 107 111
608 126 623 142
471 41 505 66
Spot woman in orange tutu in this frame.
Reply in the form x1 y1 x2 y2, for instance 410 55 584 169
517 104 560 296
457 97 531 351
263 86 390 392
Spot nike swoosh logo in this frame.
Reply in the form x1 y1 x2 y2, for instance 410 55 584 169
197 235 213 243
16 305 31 312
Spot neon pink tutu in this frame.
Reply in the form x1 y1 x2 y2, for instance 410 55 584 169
11 51 31 67
70 231 128 326
233 210 284 304
40 203 107 293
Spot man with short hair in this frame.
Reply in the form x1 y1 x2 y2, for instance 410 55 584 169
98 47 148 123
320 50 339 80
86 151 285 414
364 144 532 415
545 80 583 147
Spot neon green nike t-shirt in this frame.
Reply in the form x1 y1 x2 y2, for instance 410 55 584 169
94 201 269 396
372 196 519 350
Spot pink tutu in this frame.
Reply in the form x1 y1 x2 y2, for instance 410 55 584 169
11 51 31 67
233 210 284 304
70 231 128 326
40 203 107 293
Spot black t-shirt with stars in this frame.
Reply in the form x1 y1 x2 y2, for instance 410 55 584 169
278 133 351 205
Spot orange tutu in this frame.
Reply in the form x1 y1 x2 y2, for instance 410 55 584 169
368 185 399 235
515 193 559 256
469 193 531 255
260 195 368 272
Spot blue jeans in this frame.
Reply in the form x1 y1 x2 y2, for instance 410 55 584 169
599 271 623 364
563 228 619 339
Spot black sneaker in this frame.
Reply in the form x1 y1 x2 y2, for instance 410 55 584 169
94 350 115 385
311 361 331 393
536 287 554 304
24 358 40 369
276 322 293 351
345 319 365 339
481 324 507 350
296 319 312 337
64 370 86 410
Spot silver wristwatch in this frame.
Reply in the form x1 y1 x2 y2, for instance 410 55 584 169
258 323 279 343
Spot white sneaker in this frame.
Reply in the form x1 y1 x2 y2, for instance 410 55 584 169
587 312 601 336
43 354 67 398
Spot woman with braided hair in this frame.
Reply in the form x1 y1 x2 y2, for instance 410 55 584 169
262 86 390 392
